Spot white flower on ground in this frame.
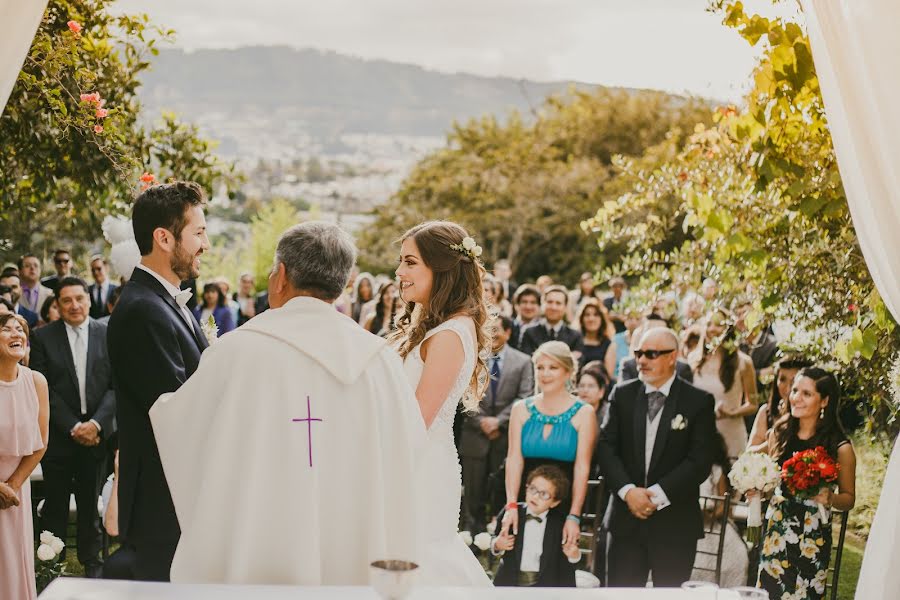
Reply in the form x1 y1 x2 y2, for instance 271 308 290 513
48 536 65 555
458 531 473 546
40 531 55 545
473 532 492 551
37 544 56 561
462 237 476 250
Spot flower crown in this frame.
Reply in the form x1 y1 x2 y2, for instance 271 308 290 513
449 236 483 261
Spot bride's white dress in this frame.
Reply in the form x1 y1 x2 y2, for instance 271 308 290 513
403 317 492 586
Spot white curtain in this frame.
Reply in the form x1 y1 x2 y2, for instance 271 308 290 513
803 2 900 599
0 0 49 116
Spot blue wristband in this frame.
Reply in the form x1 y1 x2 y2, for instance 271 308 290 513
566 514 581 524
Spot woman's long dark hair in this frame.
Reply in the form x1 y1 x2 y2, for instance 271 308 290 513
696 309 739 391
203 283 225 308
766 355 812 429
577 298 612 343
770 366 847 461
369 282 397 334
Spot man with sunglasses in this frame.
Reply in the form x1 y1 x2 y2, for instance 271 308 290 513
618 314 694 383
42 249 75 293
597 327 716 588
88 256 118 319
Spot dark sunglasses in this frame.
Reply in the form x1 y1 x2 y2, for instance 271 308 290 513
54 258 70 264
634 348 675 360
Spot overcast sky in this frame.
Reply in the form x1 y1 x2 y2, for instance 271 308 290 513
113 0 800 101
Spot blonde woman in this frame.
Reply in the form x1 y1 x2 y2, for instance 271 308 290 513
502 341 596 549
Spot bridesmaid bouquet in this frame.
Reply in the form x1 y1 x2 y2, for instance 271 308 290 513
35 531 66 592
728 452 781 543
781 445 840 521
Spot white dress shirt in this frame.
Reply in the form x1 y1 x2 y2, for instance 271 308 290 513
64 319 101 432
617 373 676 510
136 264 194 329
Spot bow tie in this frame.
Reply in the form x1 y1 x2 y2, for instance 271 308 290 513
175 289 193 308
525 514 543 524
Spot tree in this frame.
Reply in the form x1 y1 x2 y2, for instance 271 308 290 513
585 1 899 434
0 0 237 258
357 88 712 283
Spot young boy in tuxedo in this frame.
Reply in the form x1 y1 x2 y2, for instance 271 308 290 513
491 465 580 587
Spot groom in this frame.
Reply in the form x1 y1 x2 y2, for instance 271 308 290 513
107 182 211 580
597 327 715 587
150 222 425 585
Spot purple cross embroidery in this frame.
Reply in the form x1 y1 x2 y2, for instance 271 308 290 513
292 395 323 467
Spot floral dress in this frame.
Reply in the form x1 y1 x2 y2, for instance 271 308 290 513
757 436 848 600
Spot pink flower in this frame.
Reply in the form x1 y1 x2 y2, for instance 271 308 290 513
80 92 101 105
79 93 91 103
93 125 103 134
140 172 155 184
95 108 108 119
67 21 82 34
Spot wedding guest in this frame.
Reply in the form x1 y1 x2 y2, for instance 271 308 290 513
757 367 856 600
30 277 117 578
577 360 611 432
0 274 39 328
535 275 554 295
492 465 580 587
690 432 749 587
39 296 60 326
612 306 641 379
212 277 240 327
0 313 50 600
603 276 628 333
619 314 694 383
568 272 597 322
596 327 716 587
351 272 375 324
459 315 533 531
96 287 123 326
503 341 595 548
520 286 583 356
493 259 518 307
510 284 541 350
364 281 400 337
576 298 617 376
690 309 757 459
193 282 235 335
735 300 779 387
88 256 118 320
747 355 811 452
41 249 74 292
235 273 258 326
18 254 53 316
483 275 513 317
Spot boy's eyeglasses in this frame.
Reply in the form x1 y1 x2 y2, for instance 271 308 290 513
525 485 552 501
634 349 675 360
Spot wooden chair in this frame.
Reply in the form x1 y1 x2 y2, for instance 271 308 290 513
692 492 733 585
578 477 607 578
826 509 849 600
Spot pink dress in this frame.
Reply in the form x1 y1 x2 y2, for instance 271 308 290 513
0 366 44 600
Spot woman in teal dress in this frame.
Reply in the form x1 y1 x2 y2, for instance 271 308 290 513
756 367 856 600
502 341 597 547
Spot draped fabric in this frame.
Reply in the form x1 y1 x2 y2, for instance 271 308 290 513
0 1 48 116
803 2 900 599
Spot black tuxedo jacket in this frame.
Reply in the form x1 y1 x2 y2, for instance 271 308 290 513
520 323 583 356
619 357 694 384
88 282 118 319
492 505 576 587
596 377 715 543
107 267 208 548
30 318 116 458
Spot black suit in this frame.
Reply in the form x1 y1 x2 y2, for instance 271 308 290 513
492 504 576 587
16 304 38 328
88 282 118 319
520 322 583 356
596 377 715 587
30 318 116 572
107 267 208 581
619 357 694 384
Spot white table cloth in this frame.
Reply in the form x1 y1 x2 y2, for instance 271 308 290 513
39 578 739 599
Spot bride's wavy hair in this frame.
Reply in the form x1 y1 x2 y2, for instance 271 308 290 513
388 221 492 412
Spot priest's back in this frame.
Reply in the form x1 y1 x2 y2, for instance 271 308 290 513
150 296 425 584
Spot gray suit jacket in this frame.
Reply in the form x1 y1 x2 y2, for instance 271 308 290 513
459 345 533 459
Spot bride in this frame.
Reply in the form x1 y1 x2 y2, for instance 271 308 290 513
390 221 493 586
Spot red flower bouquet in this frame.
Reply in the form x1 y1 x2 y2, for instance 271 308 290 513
781 445 840 519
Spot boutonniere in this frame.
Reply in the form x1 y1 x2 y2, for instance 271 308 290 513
671 414 687 430
201 315 219 345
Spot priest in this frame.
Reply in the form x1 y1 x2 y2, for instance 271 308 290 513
149 222 425 584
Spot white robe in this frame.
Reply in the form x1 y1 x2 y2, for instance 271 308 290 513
149 296 425 585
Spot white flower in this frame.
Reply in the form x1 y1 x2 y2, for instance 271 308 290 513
40 531 55 545
728 452 781 494
471 245 483 257
670 414 687 430
462 237 476 250
458 530 473 546
473 532 492 551
49 536 65 555
37 544 56 562
201 315 219 345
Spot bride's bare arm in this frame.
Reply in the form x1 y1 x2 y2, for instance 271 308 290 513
416 330 466 428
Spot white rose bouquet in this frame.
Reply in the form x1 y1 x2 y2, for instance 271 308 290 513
728 451 781 543
35 531 67 592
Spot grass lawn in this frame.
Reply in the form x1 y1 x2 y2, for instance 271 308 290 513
835 534 864 600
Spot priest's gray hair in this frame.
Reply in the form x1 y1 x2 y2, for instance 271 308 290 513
638 327 680 352
275 222 357 300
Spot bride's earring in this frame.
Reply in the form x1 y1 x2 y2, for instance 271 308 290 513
819 407 825 419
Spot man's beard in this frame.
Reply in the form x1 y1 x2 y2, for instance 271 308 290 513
171 241 199 281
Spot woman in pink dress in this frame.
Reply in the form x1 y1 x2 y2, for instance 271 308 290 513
0 313 50 600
